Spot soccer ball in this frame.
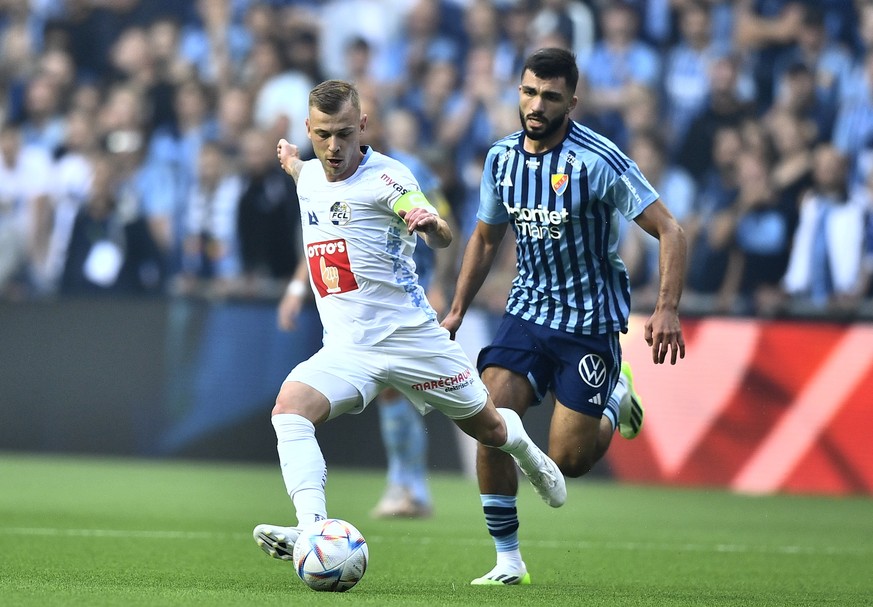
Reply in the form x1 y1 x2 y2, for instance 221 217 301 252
292 518 369 592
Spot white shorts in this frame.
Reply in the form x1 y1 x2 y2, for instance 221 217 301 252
286 321 488 421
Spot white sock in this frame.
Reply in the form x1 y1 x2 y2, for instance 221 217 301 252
495 408 532 457
495 550 525 573
604 372 629 432
272 413 327 526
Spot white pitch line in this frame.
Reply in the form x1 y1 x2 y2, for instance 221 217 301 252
1 527 868 557
0 527 234 540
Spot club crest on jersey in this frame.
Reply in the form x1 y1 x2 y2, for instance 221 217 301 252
551 174 568 196
329 201 351 226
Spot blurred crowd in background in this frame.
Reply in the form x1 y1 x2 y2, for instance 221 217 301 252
1 0 873 319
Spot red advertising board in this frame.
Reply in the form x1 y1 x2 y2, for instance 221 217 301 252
609 315 873 495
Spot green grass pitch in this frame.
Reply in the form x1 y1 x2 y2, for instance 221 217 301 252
1 453 870 606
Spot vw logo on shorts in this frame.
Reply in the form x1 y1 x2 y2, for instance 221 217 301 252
578 354 606 387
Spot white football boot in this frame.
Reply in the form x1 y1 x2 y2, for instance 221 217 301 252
253 524 301 561
515 446 566 508
499 408 566 507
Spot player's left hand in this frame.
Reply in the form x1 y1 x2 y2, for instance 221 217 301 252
398 207 437 235
440 310 463 340
644 309 685 365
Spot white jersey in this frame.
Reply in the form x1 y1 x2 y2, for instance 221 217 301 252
297 146 436 346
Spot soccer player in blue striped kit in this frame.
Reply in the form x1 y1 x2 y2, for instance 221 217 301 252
442 47 688 585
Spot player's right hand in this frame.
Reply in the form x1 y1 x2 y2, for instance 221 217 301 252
644 310 685 365
277 138 299 175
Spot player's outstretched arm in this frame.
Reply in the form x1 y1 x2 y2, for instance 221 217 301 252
277 138 304 183
397 207 452 248
441 220 508 339
634 199 687 365
277 260 311 331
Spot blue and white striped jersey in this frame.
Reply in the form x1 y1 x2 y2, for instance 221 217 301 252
478 121 659 335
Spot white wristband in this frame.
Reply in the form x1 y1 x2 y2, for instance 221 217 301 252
286 279 307 297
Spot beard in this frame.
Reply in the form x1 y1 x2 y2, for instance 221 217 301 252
519 108 565 141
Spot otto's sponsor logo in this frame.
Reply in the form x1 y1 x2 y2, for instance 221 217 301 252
330 201 351 225
307 239 346 257
306 238 357 296
380 173 409 195
411 368 473 392
505 204 569 240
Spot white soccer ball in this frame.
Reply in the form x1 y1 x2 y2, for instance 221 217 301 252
292 518 369 592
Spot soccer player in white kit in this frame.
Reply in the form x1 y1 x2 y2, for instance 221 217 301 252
253 80 566 566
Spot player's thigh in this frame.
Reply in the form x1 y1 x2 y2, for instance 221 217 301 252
274 380 332 423
480 365 535 415
285 345 383 421
548 400 603 477
385 324 487 420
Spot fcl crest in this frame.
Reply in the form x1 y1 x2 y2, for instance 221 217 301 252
551 174 568 195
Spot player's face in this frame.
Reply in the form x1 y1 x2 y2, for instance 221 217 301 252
518 70 577 149
306 100 367 182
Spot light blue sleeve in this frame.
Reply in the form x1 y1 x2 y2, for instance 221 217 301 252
476 147 510 225
593 160 660 221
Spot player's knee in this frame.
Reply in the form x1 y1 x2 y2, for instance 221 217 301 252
271 396 289 416
472 423 504 447
554 451 596 478
272 393 298 417
271 383 329 423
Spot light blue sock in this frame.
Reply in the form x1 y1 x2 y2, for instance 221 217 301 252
603 396 618 432
398 401 429 504
378 395 430 504
481 494 519 552
604 372 627 432
378 397 407 488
